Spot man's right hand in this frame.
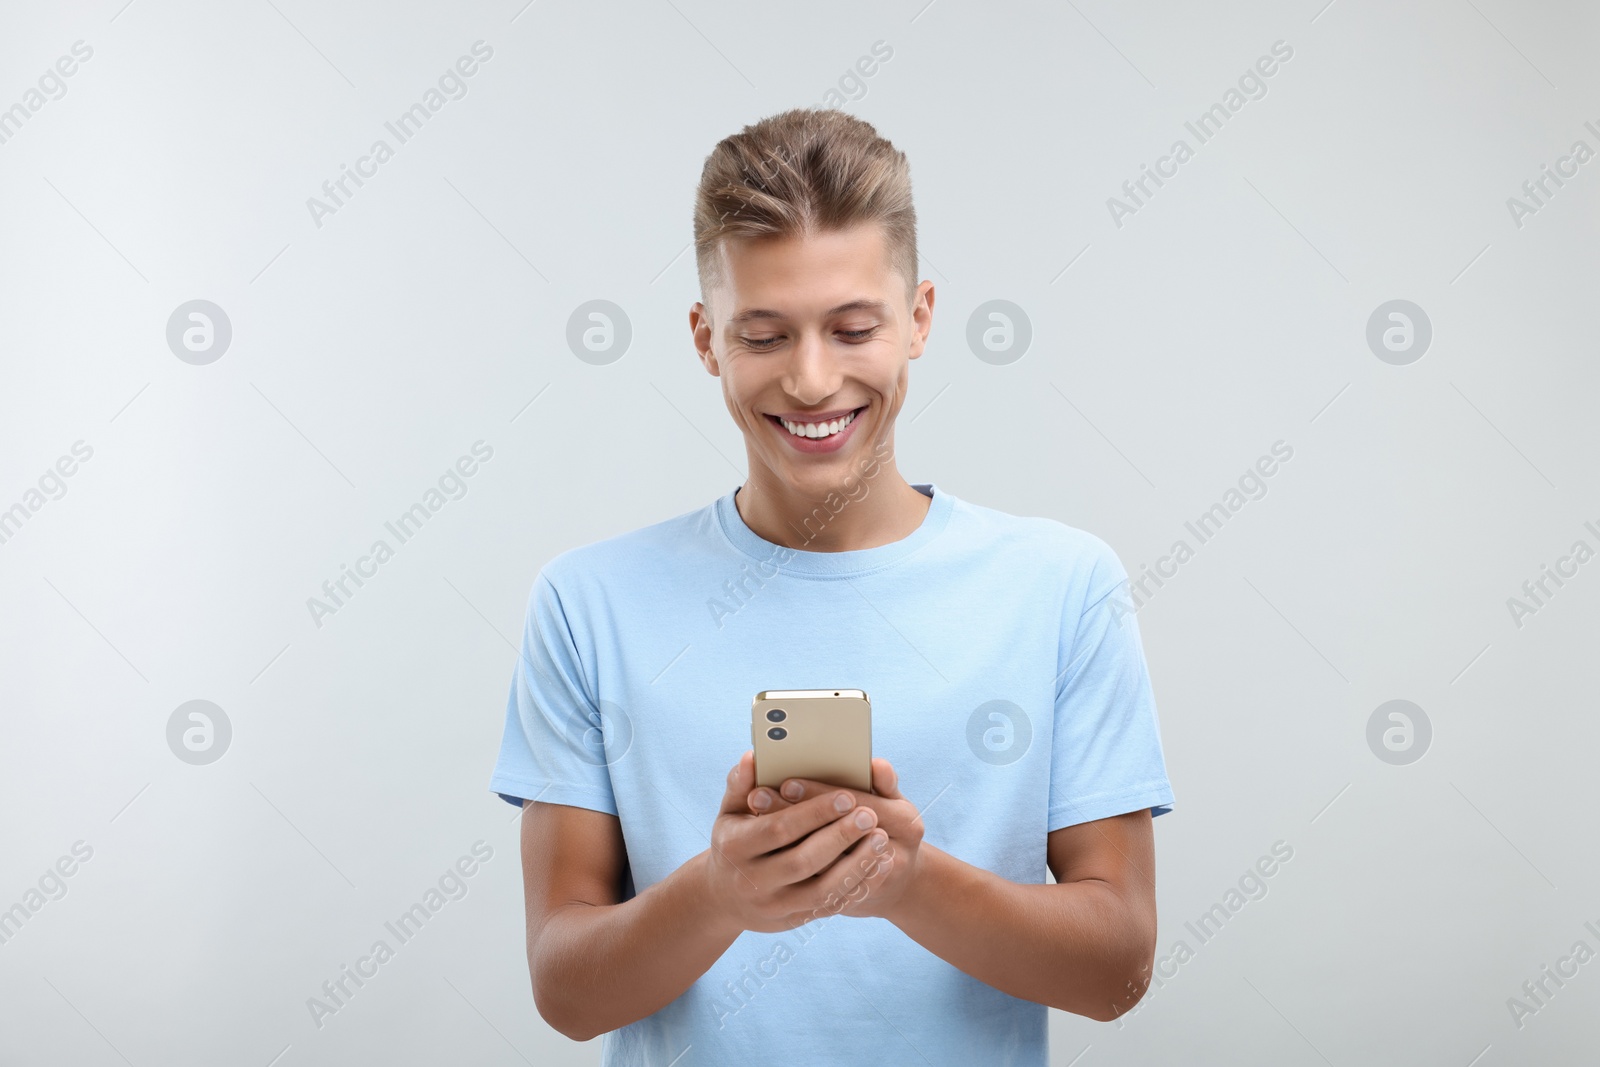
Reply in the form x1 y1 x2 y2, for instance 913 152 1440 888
702 750 889 934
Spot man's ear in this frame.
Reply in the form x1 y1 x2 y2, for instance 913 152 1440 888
689 301 720 376
907 280 935 361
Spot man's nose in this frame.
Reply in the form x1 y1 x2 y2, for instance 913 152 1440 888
781 331 843 405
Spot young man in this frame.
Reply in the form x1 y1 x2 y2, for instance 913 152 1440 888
489 108 1174 1065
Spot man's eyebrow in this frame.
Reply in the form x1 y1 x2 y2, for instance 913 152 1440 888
727 299 891 325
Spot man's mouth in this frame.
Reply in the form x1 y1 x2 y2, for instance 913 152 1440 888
766 405 867 440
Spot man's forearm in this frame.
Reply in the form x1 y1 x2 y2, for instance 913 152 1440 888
886 845 1154 1020
532 850 740 1041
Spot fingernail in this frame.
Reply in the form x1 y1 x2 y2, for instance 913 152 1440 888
872 833 888 852
750 790 771 811
833 792 852 813
853 809 874 829
782 781 805 801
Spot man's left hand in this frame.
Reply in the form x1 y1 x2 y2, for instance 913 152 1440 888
745 757 925 921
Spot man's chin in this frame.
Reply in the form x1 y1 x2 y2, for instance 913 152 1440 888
771 456 872 499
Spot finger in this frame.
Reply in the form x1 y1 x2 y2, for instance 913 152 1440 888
800 829 894 918
769 826 890 924
774 770 918 835
773 776 900 820
760 756 902 811
870 758 902 800
745 784 784 815
774 777 866 807
764 771 870 825
752 787 896 830
744 788 865 856
718 751 756 816
762 803 879 886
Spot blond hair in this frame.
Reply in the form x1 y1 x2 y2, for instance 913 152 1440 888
693 108 917 312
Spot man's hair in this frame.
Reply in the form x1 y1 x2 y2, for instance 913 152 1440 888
693 108 917 315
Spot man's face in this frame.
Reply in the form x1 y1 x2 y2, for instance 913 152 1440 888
690 222 934 499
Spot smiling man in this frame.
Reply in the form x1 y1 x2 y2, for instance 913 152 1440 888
489 107 1175 1065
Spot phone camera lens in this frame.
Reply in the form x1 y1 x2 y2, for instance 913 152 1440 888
766 708 786 723
766 726 787 741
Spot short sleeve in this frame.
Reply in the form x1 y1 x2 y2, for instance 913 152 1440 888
488 572 620 815
1048 547 1175 831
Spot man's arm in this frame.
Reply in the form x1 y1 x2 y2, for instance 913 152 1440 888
756 760 1158 1022
519 801 736 1041
887 811 1158 1022
520 752 892 1041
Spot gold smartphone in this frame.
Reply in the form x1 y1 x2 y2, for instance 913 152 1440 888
751 689 873 793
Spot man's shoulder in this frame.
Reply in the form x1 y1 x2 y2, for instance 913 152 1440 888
538 494 725 592
945 491 1127 596
947 491 1123 563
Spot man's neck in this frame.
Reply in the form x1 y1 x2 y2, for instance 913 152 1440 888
735 466 931 553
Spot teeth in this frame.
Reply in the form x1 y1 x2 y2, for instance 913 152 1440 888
780 409 857 439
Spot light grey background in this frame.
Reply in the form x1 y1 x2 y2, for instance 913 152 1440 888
2 0 1596 1064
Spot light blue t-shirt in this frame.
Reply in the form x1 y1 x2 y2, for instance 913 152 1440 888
490 483 1174 1066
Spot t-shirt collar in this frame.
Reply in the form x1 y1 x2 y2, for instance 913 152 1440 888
715 482 953 578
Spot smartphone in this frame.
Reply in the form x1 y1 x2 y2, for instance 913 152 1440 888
751 689 873 793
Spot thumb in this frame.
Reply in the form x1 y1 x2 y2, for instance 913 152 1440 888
871 757 902 800
719 750 755 815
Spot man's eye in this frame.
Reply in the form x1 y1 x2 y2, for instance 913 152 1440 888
742 336 781 349
839 328 878 341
